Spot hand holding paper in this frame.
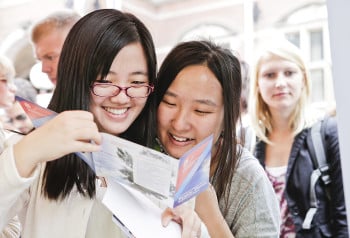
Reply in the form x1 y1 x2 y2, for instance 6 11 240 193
16 96 213 237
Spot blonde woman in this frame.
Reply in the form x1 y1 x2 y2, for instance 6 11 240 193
249 39 348 237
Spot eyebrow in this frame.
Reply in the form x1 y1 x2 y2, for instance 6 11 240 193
165 91 218 107
109 70 148 76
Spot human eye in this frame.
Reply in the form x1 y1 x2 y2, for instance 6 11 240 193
44 54 59 61
95 78 111 84
263 72 276 79
161 93 177 106
161 98 176 106
195 107 213 115
195 110 210 115
284 70 296 77
131 79 148 86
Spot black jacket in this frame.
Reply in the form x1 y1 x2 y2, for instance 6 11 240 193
255 117 348 237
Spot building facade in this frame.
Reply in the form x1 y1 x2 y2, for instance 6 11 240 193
0 0 333 108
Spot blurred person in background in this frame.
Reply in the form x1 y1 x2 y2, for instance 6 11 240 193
3 101 34 135
29 9 80 106
30 9 80 85
14 77 37 103
0 55 21 238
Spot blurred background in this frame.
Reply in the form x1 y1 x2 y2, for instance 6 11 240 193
0 0 333 111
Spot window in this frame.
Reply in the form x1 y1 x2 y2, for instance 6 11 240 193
310 69 324 102
310 29 323 61
285 32 300 48
280 3 331 104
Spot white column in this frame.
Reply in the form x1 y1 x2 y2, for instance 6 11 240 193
326 0 350 233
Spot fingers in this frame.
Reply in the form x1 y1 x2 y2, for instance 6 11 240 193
162 206 202 238
17 111 101 162
13 110 102 177
161 207 174 227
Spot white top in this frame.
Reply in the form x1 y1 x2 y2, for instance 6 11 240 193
0 142 126 238
0 135 210 238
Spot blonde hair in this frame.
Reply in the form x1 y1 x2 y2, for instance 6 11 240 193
249 39 312 144
30 9 80 44
0 55 15 84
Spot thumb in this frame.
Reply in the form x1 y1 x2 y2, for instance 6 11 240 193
161 207 174 227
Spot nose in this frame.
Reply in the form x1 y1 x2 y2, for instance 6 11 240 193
171 108 191 132
41 61 51 74
275 74 287 88
109 87 130 103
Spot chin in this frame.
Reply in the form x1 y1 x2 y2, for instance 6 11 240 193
167 148 185 159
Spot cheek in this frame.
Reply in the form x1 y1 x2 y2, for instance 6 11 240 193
157 104 170 130
290 77 304 93
257 81 268 100
134 98 148 110
90 93 103 105
202 112 224 142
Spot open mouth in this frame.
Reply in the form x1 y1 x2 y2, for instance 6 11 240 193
104 106 128 115
170 133 193 142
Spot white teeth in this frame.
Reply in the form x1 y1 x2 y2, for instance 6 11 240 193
104 107 127 115
172 135 189 142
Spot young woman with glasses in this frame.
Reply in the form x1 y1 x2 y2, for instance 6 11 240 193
0 9 202 238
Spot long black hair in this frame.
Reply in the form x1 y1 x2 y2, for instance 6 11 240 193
155 40 242 214
43 9 157 200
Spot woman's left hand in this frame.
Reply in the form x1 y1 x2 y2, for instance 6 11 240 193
161 204 202 238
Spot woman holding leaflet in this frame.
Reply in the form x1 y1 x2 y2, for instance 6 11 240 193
156 40 281 237
0 9 202 238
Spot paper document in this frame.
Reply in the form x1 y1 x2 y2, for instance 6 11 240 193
16 96 212 237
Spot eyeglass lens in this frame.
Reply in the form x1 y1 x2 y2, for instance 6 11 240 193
93 84 151 98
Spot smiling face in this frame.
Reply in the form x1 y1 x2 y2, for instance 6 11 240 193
89 42 149 135
257 55 305 116
157 65 224 159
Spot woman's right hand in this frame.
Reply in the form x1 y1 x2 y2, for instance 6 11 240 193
13 110 102 177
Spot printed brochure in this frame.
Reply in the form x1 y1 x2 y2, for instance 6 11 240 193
16 96 213 237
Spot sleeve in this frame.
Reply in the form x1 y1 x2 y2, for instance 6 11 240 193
0 216 21 238
0 145 39 232
225 155 281 238
325 117 348 237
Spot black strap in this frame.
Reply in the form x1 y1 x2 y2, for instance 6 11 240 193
303 118 331 229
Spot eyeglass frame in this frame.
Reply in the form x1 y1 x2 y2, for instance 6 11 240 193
91 82 154 98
